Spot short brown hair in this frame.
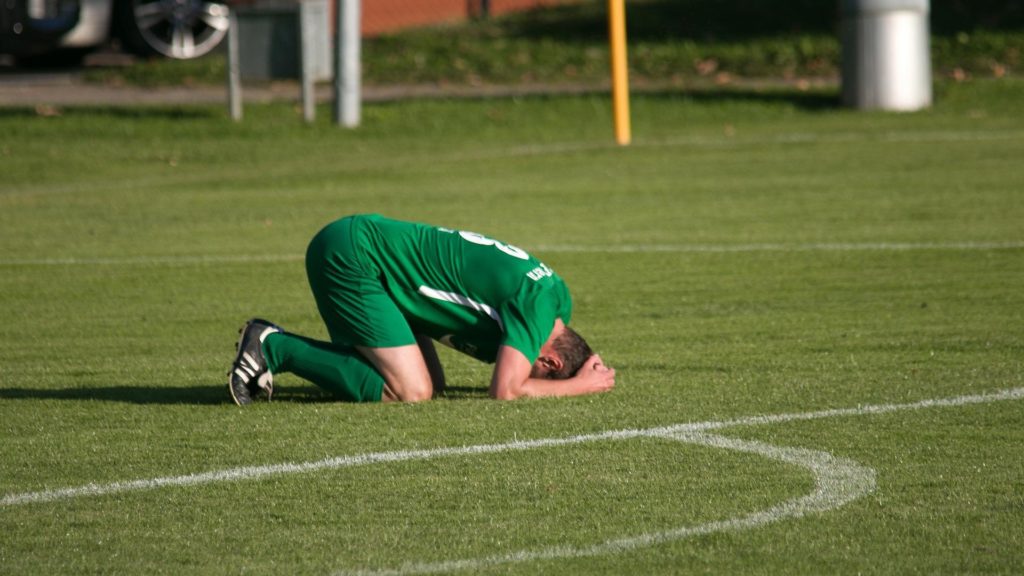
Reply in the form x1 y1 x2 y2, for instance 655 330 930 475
548 326 593 380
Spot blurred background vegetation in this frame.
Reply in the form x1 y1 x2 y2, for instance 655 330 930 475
85 0 1023 87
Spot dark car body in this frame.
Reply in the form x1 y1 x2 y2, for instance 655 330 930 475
0 0 82 57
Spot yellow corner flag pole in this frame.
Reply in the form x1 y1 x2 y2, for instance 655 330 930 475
608 0 631 146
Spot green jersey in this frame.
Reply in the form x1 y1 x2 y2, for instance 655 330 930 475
351 214 572 364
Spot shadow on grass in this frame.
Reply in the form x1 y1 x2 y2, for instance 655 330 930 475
0 384 490 404
0 385 333 405
365 84 842 112
0 106 219 120
437 386 490 401
638 86 841 110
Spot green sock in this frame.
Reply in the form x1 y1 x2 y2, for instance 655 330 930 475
262 332 384 402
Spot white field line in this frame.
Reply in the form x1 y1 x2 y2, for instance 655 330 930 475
342 388 1024 575
533 241 1024 254
1 241 1022 267
345 431 876 576
495 128 1024 159
2 387 1021 509
0 254 305 267
656 386 1024 434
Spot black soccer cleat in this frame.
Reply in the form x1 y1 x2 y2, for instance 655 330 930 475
228 318 281 406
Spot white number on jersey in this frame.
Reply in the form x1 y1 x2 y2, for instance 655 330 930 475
457 230 529 260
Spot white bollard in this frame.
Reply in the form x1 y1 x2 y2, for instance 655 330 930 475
841 0 932 111
333 0 361 128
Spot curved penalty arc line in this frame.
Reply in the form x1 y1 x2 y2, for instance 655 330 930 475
3 387 1021 574
338 431 877 576
2 388 1019 509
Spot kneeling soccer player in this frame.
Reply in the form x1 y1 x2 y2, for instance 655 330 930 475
228 214 615 404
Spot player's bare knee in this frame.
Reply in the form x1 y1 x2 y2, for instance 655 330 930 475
386 377 433 402
399 379 433 402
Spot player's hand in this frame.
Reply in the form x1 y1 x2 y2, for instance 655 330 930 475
572 354 616 394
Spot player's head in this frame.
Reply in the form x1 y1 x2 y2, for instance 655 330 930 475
532 326 593 380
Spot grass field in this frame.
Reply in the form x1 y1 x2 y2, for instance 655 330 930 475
1 79 1023 574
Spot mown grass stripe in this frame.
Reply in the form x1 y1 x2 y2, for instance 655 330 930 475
1 241 1021 267
2 129 1021 199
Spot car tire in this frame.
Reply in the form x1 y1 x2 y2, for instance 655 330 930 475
115 0 230 59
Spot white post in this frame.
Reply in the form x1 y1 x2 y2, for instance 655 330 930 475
226 8 242 121
841 0 932 111
333 0 361 128
299 0 316 123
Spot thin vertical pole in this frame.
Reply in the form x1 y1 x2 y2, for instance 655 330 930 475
333 0 361 127
608 0 631 145
227 8 242 121
300 1 315 123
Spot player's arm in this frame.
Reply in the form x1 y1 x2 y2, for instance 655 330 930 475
415 334 446 397
489 345 615 400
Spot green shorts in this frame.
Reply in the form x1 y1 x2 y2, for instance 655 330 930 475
305 215 416 349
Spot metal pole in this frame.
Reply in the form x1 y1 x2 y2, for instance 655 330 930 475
226 8 242 121
300 1 315 123
333 0 361 128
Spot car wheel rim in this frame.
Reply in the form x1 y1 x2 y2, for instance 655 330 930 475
133 0 229 59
